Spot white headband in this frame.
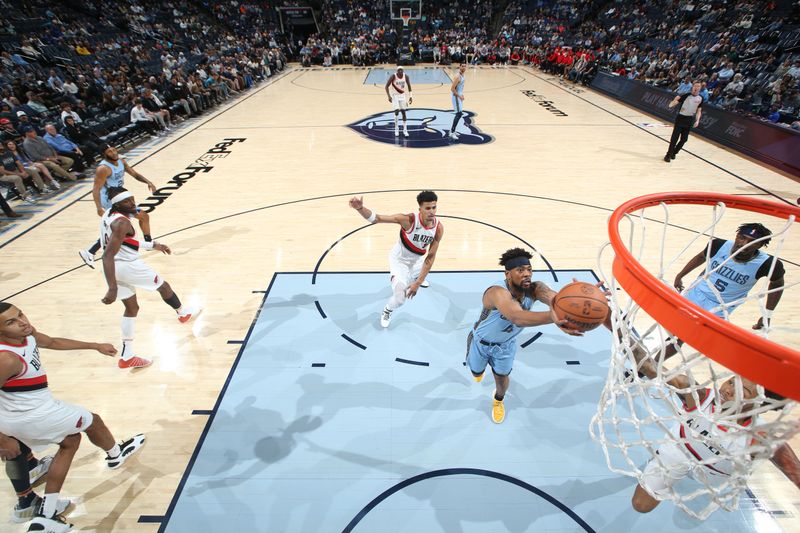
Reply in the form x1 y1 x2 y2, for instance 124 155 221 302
110 191 133 205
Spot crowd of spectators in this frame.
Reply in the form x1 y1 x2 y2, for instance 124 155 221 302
1 0 798 215
0 0 290 209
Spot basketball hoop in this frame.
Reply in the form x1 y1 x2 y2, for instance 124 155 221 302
400 7 412 27
590 192 800 519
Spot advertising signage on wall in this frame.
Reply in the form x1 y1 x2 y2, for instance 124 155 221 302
591 72 800 176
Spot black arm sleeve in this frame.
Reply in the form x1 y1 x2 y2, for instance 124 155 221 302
755 256 785 281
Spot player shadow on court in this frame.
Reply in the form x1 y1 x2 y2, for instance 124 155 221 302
71 416 209 532
293 368 487 424
181 396 323 497
303 439 636 533
164 225 252 255
320 282 475 335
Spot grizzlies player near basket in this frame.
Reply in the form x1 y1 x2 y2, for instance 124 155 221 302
385 66 413 137
78 145 157 269
664 223 785 360
449 63 466 140
349 191 442 328
100 187 194 370
466 248 582 424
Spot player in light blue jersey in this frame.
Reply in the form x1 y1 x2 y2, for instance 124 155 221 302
663 223 785 360
78 145 156 269
466 248 581 423
449 63 466 140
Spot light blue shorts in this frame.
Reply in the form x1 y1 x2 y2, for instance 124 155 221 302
465 332 515 376
452 94 462 113
684 285 733 318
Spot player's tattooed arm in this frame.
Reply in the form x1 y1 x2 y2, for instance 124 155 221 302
531 281 557 306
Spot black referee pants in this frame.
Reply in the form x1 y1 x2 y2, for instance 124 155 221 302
667 115 694 156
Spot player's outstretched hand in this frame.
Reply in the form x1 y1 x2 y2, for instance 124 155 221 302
155 243 172 255
101 288 117 305
95 343 118 357
349 196 364 210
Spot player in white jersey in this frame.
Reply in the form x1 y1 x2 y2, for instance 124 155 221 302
385 66 413 137
349 191 443 328
100 187 194 370
632 373 766 513
78 145 157 269
0 302 145 532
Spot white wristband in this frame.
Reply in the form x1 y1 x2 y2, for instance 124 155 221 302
140 240 155 250
367 212 377 223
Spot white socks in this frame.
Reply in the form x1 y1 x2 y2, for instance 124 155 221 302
121 316 135 361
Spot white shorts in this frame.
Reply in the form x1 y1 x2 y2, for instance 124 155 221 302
0 399 93 451
388 242 423 287
392 95 408 111
115 258 164 300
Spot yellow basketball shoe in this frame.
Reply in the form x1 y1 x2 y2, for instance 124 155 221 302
473 372 484 383
491 390 505 424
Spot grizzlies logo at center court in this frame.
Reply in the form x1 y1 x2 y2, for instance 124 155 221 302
347 108 493 148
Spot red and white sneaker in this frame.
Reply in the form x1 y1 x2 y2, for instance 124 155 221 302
178 313 193 323
118 356 152 369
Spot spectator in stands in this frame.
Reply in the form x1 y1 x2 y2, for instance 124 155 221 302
60 103 82 125
21 127 78 183
5 140 60 192
0 147 39 204
130 99 160 135
724 73 745 98
717 61 736 83
62 117 100 166
15 111 41 135
676 77 693 95
24 92 48 115
0 191 21 219
0 119 21 143
43 124 89 172
140 89 172 130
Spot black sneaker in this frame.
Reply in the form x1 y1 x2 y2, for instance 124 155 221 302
670 153 676 160
105 434 146 470
663 154 671 162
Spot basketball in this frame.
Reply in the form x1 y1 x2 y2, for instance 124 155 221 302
552 282 609 332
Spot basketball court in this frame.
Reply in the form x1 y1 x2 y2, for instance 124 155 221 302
1 64 798 532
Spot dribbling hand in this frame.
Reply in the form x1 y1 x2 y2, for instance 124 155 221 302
0 435 21 460
97 205 105 216
95 343 118 357
674 277 684 292
154 243 171 255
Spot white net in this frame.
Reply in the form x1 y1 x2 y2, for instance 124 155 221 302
589 197 800 520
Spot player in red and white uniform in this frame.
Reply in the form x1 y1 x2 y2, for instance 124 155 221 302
384 66 413 137
349 191 443 328
100 187 194 370
632 375 762 513
0 302 145 532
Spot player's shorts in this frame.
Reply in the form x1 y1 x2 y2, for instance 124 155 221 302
452 94 463 113
0 399 93 451
388 243 423 287
115 258 164 300
392 94 408 111
684 285 736 319
640 442 693 499
465 330 516 376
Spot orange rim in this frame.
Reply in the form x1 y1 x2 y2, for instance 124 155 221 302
608 192 800 402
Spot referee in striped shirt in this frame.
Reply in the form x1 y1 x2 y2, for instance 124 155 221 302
664 81 703 162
